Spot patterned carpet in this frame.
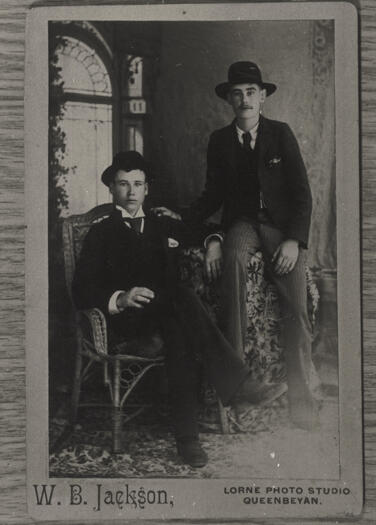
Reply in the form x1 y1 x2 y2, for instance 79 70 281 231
49 367 338 480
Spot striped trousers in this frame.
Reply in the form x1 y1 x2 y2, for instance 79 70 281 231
221 219 316 416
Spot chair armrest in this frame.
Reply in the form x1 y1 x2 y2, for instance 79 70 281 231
78 308 108 356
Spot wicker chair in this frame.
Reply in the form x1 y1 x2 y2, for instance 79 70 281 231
62 203 165 453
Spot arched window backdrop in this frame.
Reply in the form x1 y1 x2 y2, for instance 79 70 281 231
55 35 113 216
54 30 147 216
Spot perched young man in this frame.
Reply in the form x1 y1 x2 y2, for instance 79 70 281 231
154 62 318 430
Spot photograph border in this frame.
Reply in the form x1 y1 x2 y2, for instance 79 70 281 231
25 2 361 521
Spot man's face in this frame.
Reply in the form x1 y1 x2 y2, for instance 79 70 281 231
227 83 266 120
110 169 148 215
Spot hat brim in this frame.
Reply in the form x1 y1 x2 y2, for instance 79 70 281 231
215 81 277 100
101 165 115 187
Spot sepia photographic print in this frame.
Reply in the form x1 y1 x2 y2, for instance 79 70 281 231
25 2 361 521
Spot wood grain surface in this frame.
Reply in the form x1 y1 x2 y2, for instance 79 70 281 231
0 0 375 523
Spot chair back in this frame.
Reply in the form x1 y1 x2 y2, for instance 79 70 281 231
62 203 113 301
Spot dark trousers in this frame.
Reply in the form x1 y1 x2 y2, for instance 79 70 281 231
221 220 316 416
113 285 248 441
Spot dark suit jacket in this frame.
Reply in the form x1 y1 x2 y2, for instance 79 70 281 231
182 115 312 248
72 208 195 327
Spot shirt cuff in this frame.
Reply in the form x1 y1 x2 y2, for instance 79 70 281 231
204 233 224 249
108 290 125 315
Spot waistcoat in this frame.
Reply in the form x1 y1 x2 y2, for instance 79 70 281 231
234 137 261 220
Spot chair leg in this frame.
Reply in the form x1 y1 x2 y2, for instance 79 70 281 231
71 350 83 424
218 398 230 434
112 360 122 453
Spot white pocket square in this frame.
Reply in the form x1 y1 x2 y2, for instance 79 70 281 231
168 237 179 248
267 156 282 168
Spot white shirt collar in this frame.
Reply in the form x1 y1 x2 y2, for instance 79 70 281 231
236 120 260 144
116 205 145 219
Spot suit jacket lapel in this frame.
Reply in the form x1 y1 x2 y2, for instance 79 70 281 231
108 207 125 232
228 120 239 172
143 213 163 240
143 214 170 257
222 120 241 190
144 213 178 292
256 115 273 178
109 207 130 235
108 207 143 249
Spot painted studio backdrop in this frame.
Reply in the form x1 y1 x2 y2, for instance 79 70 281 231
48 19 336 407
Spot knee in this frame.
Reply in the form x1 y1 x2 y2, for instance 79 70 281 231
223 238 257 274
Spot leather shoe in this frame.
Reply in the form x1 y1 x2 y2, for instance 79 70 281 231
177 440 208 468
238 379 288 406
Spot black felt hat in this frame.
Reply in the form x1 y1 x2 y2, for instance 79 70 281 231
101 151 152 186
215 61 277 100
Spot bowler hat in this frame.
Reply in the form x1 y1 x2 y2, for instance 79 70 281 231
101 151 152 187
215 61 277 100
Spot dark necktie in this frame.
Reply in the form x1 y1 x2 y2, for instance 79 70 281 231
242 131 253 151
124 217 142 233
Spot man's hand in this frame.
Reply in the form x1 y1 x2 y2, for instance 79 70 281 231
205 239 223 282
272 239 299 276
151 206 182 221
116 287 155 310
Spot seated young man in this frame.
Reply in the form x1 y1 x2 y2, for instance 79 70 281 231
72 151 284 467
